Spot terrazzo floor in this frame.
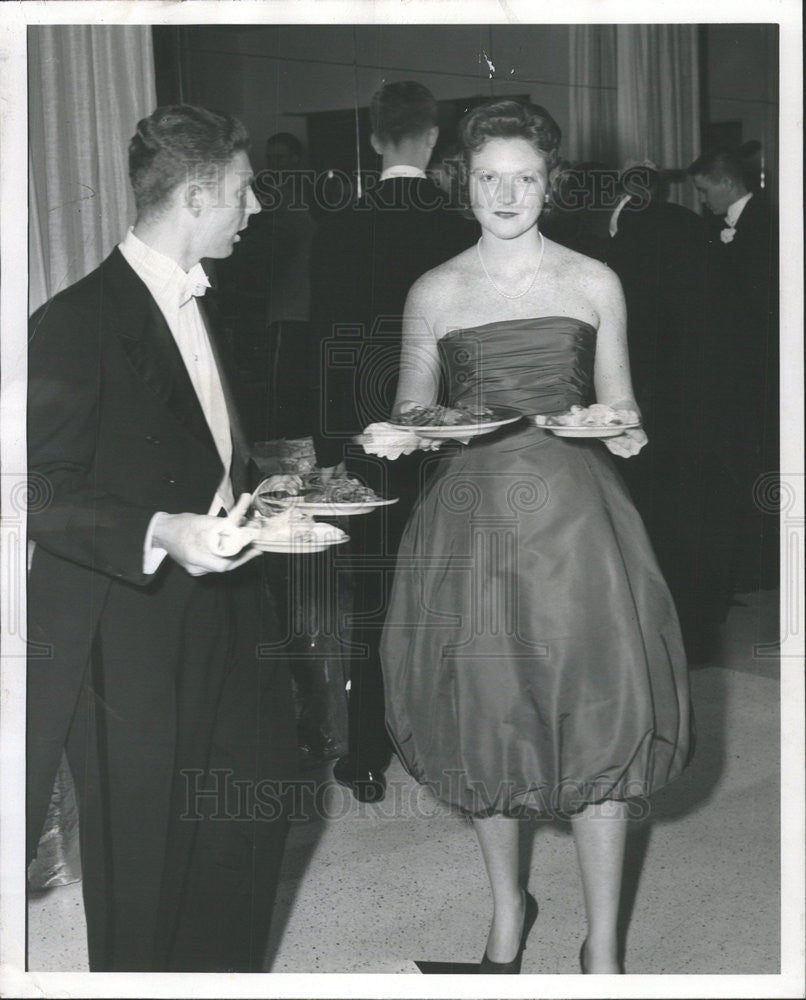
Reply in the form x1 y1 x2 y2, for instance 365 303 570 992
26 588 788 980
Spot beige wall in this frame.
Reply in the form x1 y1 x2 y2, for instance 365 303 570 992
706 23 778 193
181 24 572 171
179 23 778 192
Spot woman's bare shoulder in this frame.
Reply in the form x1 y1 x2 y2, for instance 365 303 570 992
545 238 604 272
406 247 478 310
413 246 476 288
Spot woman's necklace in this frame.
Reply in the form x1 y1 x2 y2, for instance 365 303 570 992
476 232 545 300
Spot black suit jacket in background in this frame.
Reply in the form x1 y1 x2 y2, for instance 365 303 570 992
606 200 711 431
703 193 779 462
707 193 778 329
309 176 477 472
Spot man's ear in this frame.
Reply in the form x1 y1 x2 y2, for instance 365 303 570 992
370 132 385 157
184 180 206 217
425 125 439 152
718 175 736 197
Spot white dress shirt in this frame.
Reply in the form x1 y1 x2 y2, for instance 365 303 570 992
608 194 632 238
118 229 234 572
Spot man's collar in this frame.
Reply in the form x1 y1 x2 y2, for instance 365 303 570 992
725 191 753 227
119 228 209 305
379 165 427 181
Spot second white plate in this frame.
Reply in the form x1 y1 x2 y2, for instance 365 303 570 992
389 415 522 441
545 422 642 438
268 497 399 516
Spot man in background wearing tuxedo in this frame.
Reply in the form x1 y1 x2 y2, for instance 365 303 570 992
310 81 476 801
689 146 779 596
605 164 722 659
27 105 298 971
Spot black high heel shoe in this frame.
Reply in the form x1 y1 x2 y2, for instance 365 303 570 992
478 890 538 974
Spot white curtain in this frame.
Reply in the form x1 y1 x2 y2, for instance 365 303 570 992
567 25 618 166
568 25 700 209
616 25 700 210
28 26 157 312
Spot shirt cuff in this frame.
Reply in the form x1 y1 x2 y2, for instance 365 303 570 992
143 511 169 575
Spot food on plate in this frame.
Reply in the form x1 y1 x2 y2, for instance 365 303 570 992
533 403 640 428
253 473 382 512
393 402 498 427
249 507 348 545
299 474 378 504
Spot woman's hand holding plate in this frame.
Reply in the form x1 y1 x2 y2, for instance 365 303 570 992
603 426 648 457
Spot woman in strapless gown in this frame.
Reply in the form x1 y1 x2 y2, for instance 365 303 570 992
374 101 693 974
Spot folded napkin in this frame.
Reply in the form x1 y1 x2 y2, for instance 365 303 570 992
356 422 446 460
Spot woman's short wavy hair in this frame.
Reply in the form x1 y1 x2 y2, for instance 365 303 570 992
459 99 562 169
129 105 250 215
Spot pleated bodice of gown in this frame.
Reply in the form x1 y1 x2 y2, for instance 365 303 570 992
380 317 693 816
438 315 597 416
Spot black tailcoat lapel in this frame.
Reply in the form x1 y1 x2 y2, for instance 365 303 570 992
197 294 255 495
104 249 218 455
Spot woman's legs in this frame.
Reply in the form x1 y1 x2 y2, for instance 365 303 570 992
472 814 525 962
571 799 629 973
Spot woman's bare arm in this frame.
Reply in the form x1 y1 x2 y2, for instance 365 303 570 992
392 276 443 418
590 264 647 457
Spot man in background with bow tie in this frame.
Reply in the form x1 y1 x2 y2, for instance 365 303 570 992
27 105 298 971
688 145 779 595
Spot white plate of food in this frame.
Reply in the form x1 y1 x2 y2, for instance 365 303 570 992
389 403 523 440
253 474 398 517
247 510 349 553
533 404 641 438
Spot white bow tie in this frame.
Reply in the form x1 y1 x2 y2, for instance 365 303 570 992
179 264 211 305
